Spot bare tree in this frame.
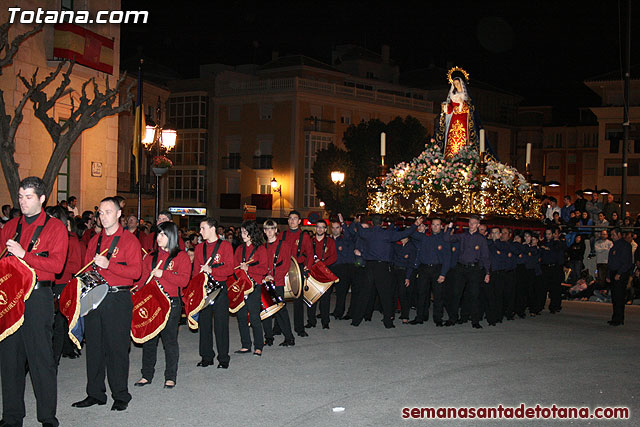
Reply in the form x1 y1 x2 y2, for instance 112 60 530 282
0 22 134 205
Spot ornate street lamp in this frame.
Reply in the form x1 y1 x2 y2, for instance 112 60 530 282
271 178 283 216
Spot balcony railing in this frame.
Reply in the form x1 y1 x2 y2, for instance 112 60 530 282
251 193 273 210
216 77 432 111
303 117 335 133
253 155 273 169
220 193 241 209
222 154 241 169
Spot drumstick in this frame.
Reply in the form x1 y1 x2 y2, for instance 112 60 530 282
74 248 109 276
234 258 254 270
142 247 148 255
0 232 19 259
143 260 163 286
199 256 213 273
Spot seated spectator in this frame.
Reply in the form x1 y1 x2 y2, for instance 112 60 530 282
568 270 595 300
561 195 574 223
609 211 621 227
567 235 585 281
594 212 609 231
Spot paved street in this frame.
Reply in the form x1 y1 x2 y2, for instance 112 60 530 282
3 300 639 426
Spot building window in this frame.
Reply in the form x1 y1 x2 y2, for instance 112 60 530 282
223 137 241 169
167 130 207 203
555 134 563 148
61 0 73 11
253 137 273 169
304 133 332 208
609 139 620 154
310 105 322 120
260 104 273 120
604 159 640 176
228 105 241 121
340 112 351 125
167 95 208 129
258 177 272 195
57 154 70 203
226 177 240 193
635 140 640 153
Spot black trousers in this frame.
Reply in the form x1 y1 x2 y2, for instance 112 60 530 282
452 265 483 324
525 268 538 313
514 264 528 316
485 270 505 324
236 284 263 351
84 290 132 404
610 272 630 323
539 265 562 312
141 297 181 382
198 281 230 364
293 263 306 333
0 287 58 426
306 289 331 326
415 264 443 322
503 270 516 319
53 283 76 364
346 266 366 317
393 267 411 320
352 261 394 327
331 263 355 318
443 266 459 321
263 287 294 341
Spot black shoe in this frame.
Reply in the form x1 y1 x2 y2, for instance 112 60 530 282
332 313 342 320
111 400 128 411
343 315 352 320
279 339 295 346
164 381 176 389
506 316 514 321
434 321 444 327
264 338 274 346
62 349 81 359
608 320 623 326
72 396 106 408
489 322 496 326
472 323 483 329
253 350 262 357
297 331 309 337
517 313 526 319
234 349 251 354
549 310 557 314
322 324 330 329
350 322 360 327
273 330 282 336
444 320 456 327
408 319 423 325
196 359 214 367
134 378 151 387
364 318 371 322
217 362 229 369
384 323 395 329
316 313 322 318
304 323 316 328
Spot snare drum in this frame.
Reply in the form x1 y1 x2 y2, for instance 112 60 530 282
203 273 224 307
259 280 285 321
302 261 339 308
76 269 109 317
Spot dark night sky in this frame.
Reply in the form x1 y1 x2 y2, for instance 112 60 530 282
120 0 638 108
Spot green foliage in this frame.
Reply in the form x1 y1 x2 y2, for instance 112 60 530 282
312 116 428 215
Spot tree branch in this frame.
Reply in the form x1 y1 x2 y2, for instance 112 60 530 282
0 22 43 72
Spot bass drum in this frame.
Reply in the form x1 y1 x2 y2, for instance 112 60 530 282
283 257 302 300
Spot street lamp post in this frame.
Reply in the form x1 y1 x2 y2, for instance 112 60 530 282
142 97 177 220
271 178 283 217
331 170 345 212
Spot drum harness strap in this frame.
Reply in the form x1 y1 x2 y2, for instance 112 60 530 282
282 229 306 259
242 244 259 285
96 233 123 292
204 239 224 286
266 239 284 277
11 214 51 285
313 236 327 262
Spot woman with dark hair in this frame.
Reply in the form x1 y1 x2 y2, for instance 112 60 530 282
233 220 268 356
135 221 192 389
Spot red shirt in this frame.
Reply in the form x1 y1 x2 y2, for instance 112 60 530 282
145 231 185 252
0 211 68 282
233 243 268 284
312 235 337 266
192 238 234 281
264 238 293 287
81 228 97 248
56 233 84 285
141 249 192 297
281 228 314 268
85 225 143 287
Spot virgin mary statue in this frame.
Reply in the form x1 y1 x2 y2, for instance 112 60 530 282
434 67 481 158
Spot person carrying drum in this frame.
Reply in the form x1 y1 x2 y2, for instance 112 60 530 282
233 221 268 356
306 220 337 329
262 219 296 347
192 217 234 369
134 221 191 389
72 197 142 412
281 210 314 337
0 177 68 427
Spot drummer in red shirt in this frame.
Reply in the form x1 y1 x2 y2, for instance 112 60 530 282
233 221 268 356
192 217 234 369
134 221 191 389
72 197 142 412
306 220 337 329
262 219 295 347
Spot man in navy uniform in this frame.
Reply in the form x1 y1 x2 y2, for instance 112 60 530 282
606 228 633 326
392 235 417 324
444 215 490 329
500 228 519 321
410 218 450 326
329 214 357 320
486 227 507 326
352 215 417 328
538 227 565 314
